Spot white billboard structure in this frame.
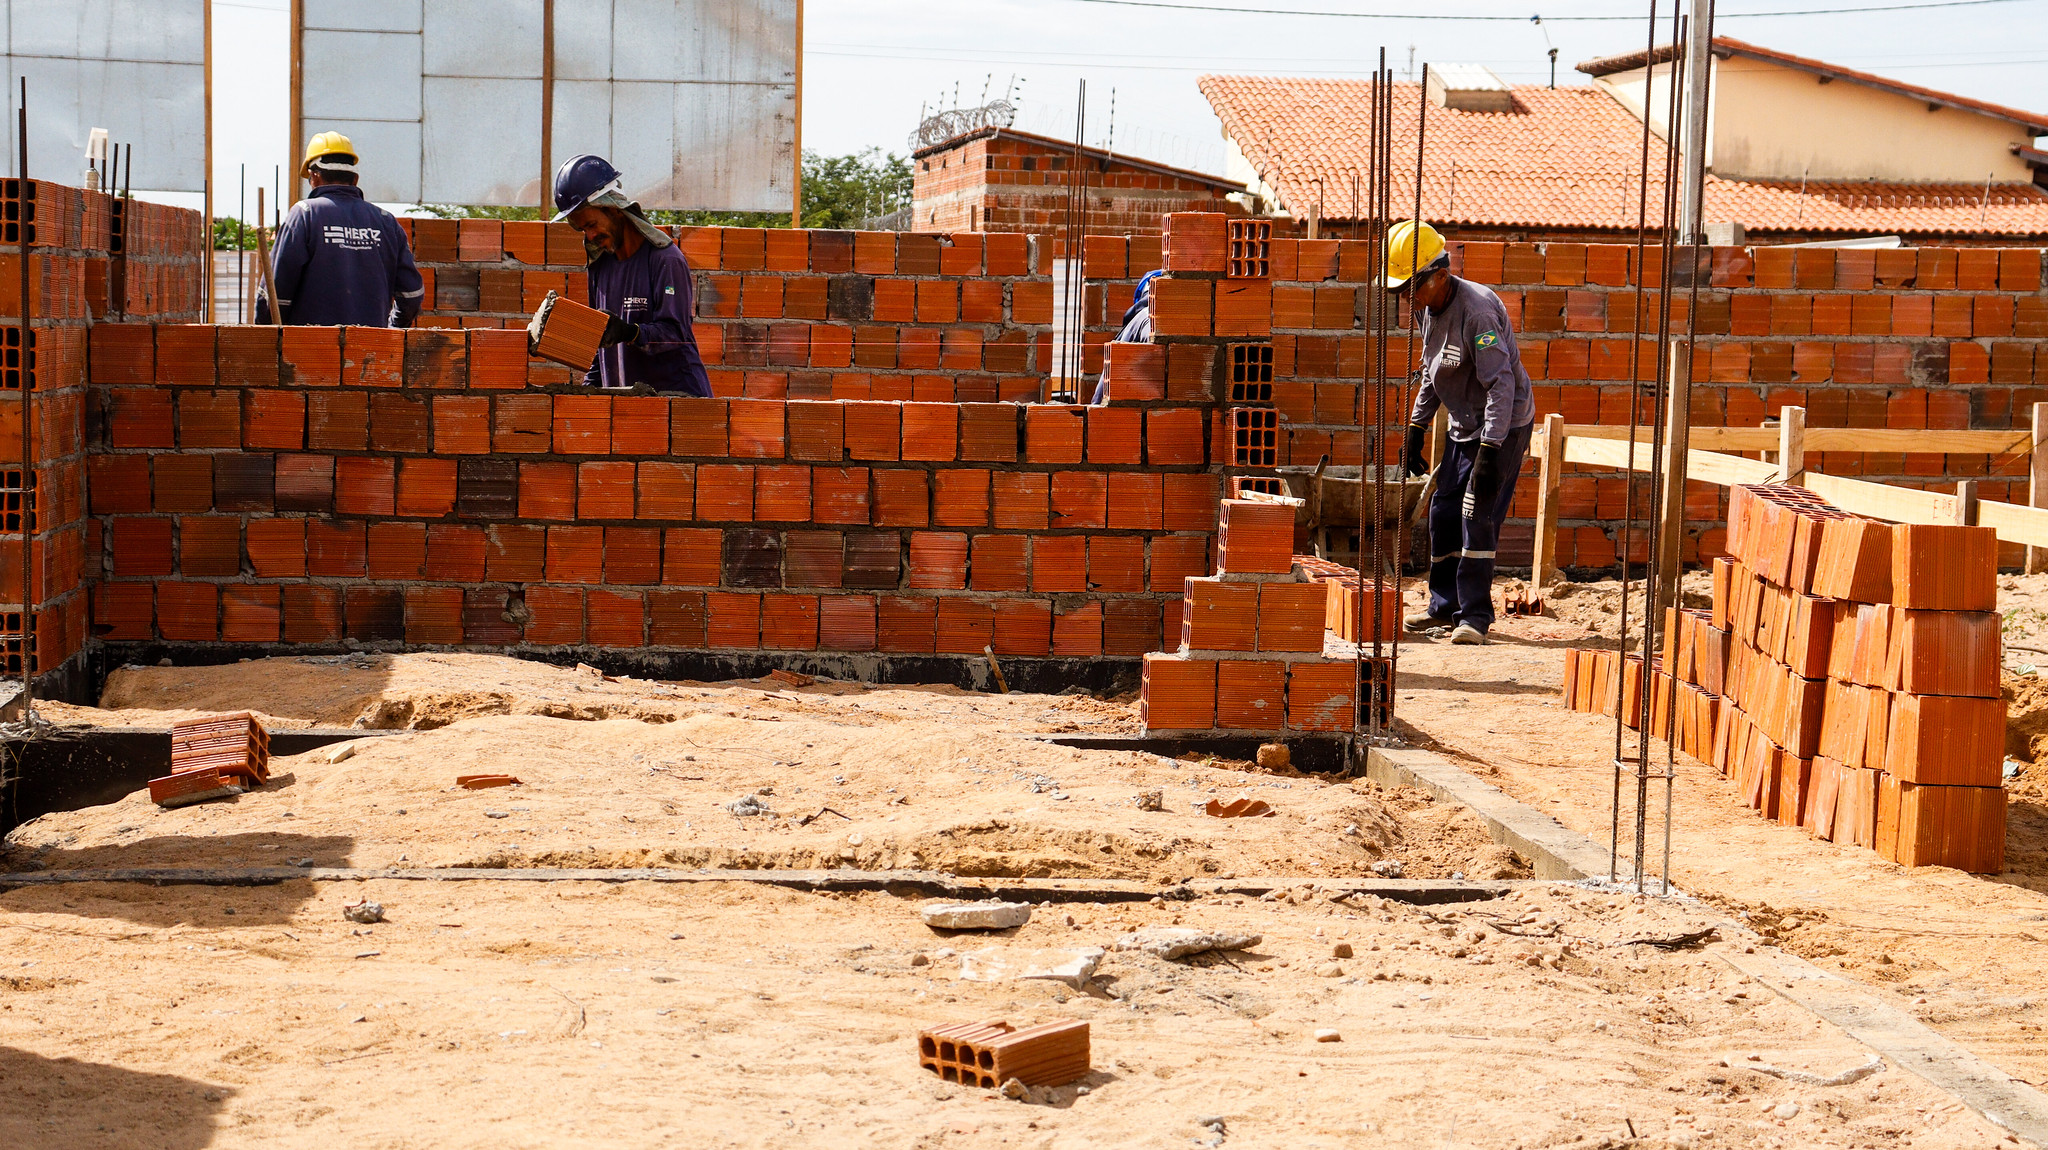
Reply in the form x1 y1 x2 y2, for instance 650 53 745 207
297 0 799 212
2 0 207 192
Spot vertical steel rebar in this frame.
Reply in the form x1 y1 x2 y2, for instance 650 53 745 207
15 78 29 716
1357 65 1380 742
1393 62 1425 725
1634 10 1688 892
1613 0 1662 884
1662 0 1718 896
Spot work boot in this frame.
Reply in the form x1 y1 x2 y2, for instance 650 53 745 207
1404 611 1452 632
1449 623 1487 645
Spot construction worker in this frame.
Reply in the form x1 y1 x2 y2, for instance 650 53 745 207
549 154 711 397
1091 269 1161 404
1388 220 1535 646
261 132 423 327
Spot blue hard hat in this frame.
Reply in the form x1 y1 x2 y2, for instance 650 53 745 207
552 154 623 221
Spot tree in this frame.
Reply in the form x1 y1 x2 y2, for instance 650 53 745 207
416 149 912 229
211 215 250 250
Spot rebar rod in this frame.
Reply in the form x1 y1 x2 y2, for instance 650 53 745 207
1613 0 1662 884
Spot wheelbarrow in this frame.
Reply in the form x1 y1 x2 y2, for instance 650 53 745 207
1274 462 1428 575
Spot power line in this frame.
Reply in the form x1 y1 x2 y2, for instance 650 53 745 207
1059 0 2033 19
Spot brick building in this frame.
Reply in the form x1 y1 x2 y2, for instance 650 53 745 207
910 126 1242 236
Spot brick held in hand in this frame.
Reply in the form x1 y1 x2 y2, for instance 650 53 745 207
1141 653 1216 730
530 293 612 370
1889 523 1997 611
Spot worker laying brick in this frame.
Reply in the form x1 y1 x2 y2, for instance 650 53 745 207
1390 220 1535 646
548 154 711 397
1092 270 1161 405
260 131 425 327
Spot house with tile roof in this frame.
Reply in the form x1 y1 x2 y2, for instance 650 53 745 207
1200 39 2048 245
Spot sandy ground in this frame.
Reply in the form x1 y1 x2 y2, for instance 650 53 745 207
1 651 2026 1147
1390 574 2048 1106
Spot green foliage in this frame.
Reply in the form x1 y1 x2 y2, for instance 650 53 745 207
417 149 912 230
211 215 250 250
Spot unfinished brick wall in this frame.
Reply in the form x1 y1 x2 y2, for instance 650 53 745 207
5 180 206 691
1172 235 2048 572
83 321 1221 670
910 131 1241 236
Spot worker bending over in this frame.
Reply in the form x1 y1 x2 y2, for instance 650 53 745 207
550 155 711 396
1389 221 1535 646
264 132 423 327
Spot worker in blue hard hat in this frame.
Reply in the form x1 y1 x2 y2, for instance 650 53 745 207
547 154 710 397
260 131 424 327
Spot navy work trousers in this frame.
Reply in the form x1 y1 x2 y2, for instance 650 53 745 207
1425 421 1533 633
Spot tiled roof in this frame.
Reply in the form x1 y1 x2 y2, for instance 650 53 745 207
1198 74 2048 239
1577 36 2048 135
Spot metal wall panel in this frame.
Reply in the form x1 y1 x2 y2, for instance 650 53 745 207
301 0 794 211
3 0 205 191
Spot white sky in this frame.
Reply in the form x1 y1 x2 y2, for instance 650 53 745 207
200 0 2048 219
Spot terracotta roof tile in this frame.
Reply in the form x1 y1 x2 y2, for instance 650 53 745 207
1200 75 2048 239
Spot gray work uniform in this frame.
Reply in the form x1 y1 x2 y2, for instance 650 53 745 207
1407 277 1534 444
1407 277 1535 633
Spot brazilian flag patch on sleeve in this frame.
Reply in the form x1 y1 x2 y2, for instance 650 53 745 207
1475 329 1500 349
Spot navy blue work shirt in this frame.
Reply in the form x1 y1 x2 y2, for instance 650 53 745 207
268 184 424 327
583 238 711 396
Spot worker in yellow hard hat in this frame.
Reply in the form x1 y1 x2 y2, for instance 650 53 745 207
258 131 424 327
1388 220 1535 645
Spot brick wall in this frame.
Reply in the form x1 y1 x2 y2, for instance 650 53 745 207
34 201 2048 695
911 134 1241 236
2 180 206 693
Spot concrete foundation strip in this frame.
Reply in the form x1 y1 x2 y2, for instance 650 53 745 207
1363 744 2048 1148
0 865 1513 906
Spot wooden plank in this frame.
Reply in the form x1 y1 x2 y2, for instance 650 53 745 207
1561 437 1774 486
1777 404 1805 483
2029 402 2048 572
1806 428 2030 454
1800 471 1959 524
1977 497 2048 551
1531 414 1565 592
1560 424 2027 455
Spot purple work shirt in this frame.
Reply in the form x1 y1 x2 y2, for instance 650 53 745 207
582 239 711 396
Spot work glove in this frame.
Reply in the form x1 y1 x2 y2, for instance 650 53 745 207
600 314 639 349
1463 441 1502 521
1402 423 1429 478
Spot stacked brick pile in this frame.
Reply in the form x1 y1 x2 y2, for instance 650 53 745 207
1138 496 1361 733
86 323 1219 661
1293 553 1403 644
1562 483 2006 871
148 711 270 807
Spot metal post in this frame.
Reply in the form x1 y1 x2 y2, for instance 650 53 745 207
1531 413 1566 596
204 0 214 322
1676 0 1715 245
791 0 805 228
15 78 30 714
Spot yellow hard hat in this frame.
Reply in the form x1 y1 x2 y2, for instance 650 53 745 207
302 131 358 177
1383 220 1447 290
